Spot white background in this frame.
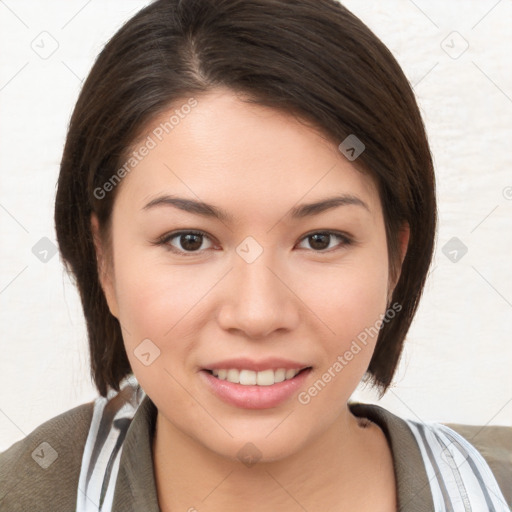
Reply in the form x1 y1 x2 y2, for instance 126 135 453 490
1 0 511 451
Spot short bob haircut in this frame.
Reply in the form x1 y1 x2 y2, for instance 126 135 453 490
55 0 436 398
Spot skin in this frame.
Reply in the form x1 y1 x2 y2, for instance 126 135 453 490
92 88 409 511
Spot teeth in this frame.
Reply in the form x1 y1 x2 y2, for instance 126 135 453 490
210 368 303 385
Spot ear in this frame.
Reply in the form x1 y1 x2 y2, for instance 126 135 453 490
387 222 410 303
398 222 410 266
90 213 119 318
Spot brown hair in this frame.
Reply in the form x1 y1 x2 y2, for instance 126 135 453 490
55 0 436 397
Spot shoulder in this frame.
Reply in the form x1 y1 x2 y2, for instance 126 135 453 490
0 400 94 511
404 418 511 510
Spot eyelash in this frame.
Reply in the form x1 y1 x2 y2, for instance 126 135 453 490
154 230 354 257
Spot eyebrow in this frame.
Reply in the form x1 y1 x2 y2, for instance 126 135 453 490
142 194 370 222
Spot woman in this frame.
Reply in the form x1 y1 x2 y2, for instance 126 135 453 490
0 0 508 511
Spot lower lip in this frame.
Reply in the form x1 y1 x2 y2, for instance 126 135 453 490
200 368 312 409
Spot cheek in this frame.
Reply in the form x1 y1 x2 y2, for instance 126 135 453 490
114 263 199 340
296 260 389 410
300 251 389 339
111 256 208 395
297 250 390 395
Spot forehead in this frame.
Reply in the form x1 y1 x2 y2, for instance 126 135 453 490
115 89 380 219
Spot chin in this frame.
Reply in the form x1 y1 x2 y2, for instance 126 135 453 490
212 436 302 466
191 418 313 466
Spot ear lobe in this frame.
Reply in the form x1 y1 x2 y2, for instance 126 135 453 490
90 213 119 318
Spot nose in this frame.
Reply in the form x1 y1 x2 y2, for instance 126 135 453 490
217 251 300 339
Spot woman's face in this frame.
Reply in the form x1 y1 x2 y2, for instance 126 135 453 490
93 88 406 461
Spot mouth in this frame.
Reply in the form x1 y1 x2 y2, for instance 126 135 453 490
200 366 313 409
203 367 312 386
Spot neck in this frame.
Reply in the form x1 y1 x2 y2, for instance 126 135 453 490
152 405 395 512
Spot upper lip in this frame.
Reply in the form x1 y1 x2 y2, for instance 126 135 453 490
202 357 311 372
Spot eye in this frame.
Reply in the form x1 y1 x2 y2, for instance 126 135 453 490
154 229 353 256
156 230 215 256
296 231 353 252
